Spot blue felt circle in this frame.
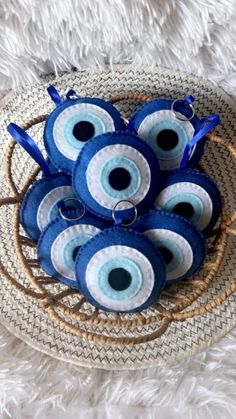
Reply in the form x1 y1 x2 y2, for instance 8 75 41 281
72 131 160 220
75 226 166 312
37 214 109 289
99 156 141 200
20 173 72 241
44 97 125 174
97 256 142 300
134 209 206 283
156 168 222 233
127 98 205 169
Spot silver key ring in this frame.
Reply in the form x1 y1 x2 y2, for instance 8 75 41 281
112 200 138 227
171 98 195 122
58 198 86 221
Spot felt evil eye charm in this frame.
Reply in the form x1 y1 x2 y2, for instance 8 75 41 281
134 210 206 283
73 131 160 220
154 169 221 233
44 97 125 174
127 97 204 171
20 173 74 241
38 213 108 289
75 227 166 312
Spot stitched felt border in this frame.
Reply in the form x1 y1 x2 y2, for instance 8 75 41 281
72 131 160 220
127 98 205 169
38 214 109 289
20 173 72 241
134 209 206 283
43 97 125 174
155 168 222 233
75 226 166 312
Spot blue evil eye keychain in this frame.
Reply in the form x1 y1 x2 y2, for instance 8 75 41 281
6 123 76 241
75 202 166 312
154 169 221 234
73 131 160 220
43 85 126 174
134 210 206 283
20 174 77 241
38 204 108 289
127 96 219 171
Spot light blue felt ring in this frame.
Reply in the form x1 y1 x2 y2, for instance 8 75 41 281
63 234 93 271
147 119 188 160
99 156 141 200
48 198 78 224
97 256 143 301
64 112 105 150
161 192 203 225
153 238 183 273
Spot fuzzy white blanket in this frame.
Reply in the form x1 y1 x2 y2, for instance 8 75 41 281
0 1 236 418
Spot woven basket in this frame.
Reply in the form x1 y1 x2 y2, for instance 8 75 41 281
0 67 235 369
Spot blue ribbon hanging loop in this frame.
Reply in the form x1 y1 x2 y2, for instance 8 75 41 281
7 123 51 177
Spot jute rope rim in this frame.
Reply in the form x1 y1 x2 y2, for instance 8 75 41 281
0 92 235 345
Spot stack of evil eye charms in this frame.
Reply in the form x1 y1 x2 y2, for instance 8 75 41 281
7 86 222 314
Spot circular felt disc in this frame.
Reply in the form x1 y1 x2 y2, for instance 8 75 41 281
72 131 160 220
127 98 204 171
44 97 125 174
38 214 108 289
154 168 222 233
75 226 166 312
134 209 206 283
20 173 73 241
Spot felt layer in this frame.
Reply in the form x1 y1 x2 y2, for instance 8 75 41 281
75 226 166 312
73 131 160 220
44 97 125 174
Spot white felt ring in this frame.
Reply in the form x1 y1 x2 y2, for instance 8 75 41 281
85 245 155 311
86 144 151 210
51 224 101 280
137 109 195 170
37 186 74 231
53 103 115 160
137 109 194 140
154 182 213 230
143 229 193 281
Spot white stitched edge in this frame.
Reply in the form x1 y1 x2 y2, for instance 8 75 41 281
86 144 151 210
85 245 155 310
53 103 115 160
51 224 101 280
143 228 193 281
154 182 213 230
37 186 73 231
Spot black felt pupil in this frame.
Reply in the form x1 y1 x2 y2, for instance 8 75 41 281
156 129 179 151
172 202 194 219
108 167 131 191
108 268 132 291
72 121 95 142
72 246 81 261
158 247 173 265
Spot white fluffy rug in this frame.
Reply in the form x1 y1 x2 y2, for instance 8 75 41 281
0 1 236 418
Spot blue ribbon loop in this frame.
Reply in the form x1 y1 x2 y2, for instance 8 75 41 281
7 123 51 178
65 89 76 100
184 95 195 106
47 85 62 105
179 113 220 169
47 85 76 106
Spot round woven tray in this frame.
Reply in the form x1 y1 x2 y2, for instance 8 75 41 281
0 66 235 369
